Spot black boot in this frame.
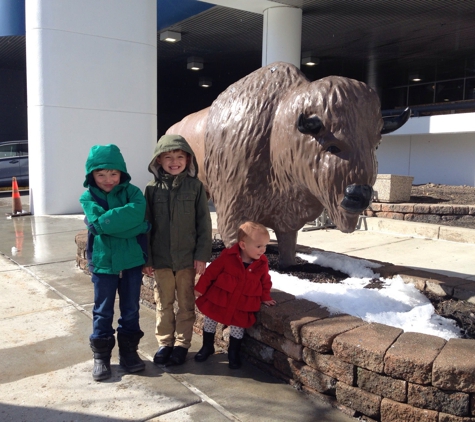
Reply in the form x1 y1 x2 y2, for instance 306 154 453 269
117 331 146 373
166 346 188 366
228 336 243 370
90 336 115 381
153 346 173 365
194 331 215 362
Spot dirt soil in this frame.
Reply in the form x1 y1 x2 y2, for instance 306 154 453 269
211 238 475 340
410 183 475 206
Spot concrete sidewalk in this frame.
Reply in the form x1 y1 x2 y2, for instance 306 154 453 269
294 217 475 282
0 195 353 422
2 193 475 421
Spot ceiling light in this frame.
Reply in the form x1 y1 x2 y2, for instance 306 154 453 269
409 73 421 82
302 55 320 66
160 30 181 43
187 56 203 71
199 77 212 88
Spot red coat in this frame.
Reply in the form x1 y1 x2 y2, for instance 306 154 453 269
195 243 273 328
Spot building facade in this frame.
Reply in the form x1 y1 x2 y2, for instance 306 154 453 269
1 0 475 213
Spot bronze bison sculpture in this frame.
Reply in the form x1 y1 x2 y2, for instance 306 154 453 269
167 62 409 267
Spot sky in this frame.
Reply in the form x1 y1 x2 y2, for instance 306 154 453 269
270 250 462 341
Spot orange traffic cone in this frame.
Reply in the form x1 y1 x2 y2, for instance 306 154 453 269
12 177 22 214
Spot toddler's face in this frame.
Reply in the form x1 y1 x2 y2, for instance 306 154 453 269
157 150 189 175
93 169 121 192
239 232 270 262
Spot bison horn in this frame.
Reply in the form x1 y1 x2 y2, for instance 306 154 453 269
297 113 323 135
381 107 411 135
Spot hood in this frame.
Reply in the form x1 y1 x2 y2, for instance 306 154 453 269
83 144 131 188
148 134 198 179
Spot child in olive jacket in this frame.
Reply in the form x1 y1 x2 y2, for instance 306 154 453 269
80 144 150 381
143 134 212 366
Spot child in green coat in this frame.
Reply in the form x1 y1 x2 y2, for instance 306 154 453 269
80 144 150 381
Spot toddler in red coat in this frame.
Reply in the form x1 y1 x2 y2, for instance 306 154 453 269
194 221 276 369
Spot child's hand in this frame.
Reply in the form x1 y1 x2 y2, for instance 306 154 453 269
263 299 276 307
194 290 202 299
142 266 154 276
194 260 206 275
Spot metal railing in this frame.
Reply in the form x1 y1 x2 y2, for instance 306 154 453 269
382 100 475 117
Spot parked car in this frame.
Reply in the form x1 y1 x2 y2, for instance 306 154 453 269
0 140 28 187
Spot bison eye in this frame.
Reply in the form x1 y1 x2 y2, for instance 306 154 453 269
326 145 341 154
297 113 323 136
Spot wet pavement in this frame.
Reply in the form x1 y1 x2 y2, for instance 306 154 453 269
0 194 354 422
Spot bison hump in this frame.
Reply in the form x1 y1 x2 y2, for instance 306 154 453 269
204 62 307 183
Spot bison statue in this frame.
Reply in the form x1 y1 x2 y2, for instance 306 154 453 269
167 62 409 268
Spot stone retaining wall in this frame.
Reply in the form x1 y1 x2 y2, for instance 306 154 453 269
75 230 475 421
193 291 475 422
364 202 475 227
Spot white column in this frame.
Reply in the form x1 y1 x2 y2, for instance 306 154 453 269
262 6 302 68
25 0 157 215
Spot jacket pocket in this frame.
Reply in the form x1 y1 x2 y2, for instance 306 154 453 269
177 193 195 215
236 278 262 311
214 273 238 293
154 195 168 216
236 294 262 312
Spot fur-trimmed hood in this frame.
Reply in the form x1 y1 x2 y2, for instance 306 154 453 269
148 134 198 180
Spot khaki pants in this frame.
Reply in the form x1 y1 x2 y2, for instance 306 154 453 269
153 268 196 349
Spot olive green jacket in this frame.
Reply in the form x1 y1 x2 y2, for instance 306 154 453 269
144 135 212 271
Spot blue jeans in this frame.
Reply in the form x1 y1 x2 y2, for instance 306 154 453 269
90 266 143 340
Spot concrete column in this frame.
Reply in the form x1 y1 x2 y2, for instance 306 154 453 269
262 6 302 68
25 0 157 214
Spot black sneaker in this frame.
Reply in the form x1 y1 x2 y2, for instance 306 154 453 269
166 346 188 366
153 346 173 365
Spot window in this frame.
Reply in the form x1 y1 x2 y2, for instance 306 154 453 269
0 144 15 158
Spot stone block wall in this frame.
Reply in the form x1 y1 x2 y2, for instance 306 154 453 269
207 292 475 422
75 230 475 421
364 203 475 227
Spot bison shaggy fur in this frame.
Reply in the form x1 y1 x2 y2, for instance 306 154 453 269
167 62 383 267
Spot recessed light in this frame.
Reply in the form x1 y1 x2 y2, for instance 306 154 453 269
160 30 181 43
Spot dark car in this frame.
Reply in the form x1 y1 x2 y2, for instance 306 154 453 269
0 140 28 187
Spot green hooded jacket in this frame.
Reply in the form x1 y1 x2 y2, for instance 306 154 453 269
80 144 149 274
144 134 212 271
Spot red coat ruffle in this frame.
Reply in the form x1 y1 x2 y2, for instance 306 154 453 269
195 243 273 328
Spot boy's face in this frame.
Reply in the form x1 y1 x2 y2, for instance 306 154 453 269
239 232 270 262
92 169 121 192
157 150 189 175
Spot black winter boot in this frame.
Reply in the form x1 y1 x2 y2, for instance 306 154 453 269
117 331 146 373
153 346 173 365
166 346 188 366
228 336 243 370
90 336 115 381
194 331 215 362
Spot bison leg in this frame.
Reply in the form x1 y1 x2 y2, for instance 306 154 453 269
274 230 298 269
